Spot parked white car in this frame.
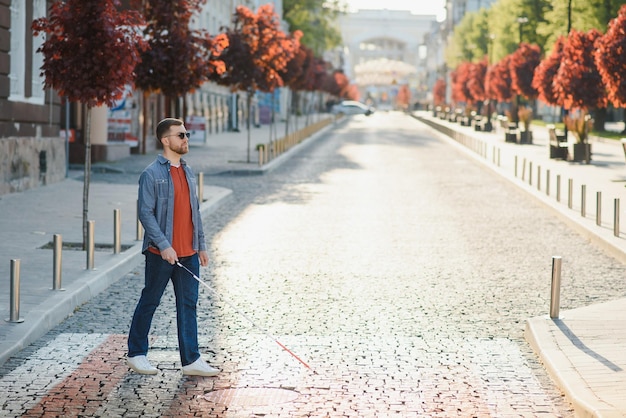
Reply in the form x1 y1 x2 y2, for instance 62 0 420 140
331 100 374 116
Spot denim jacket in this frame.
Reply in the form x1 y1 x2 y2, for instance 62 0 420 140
138 155 206 254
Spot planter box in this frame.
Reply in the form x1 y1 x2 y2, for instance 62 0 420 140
518 130 533 144
569 143 592 162
505 131 518 143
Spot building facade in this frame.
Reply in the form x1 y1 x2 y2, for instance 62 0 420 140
0 0 65 195
335 9 436 107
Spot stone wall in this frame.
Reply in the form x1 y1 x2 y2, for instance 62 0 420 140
0 137 66 196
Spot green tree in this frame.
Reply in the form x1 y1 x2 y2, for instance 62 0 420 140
283 0 343 54
488 0 550 62
445 10 486 68
537 0 626 50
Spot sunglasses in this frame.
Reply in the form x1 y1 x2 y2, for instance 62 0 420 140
164 132 190 139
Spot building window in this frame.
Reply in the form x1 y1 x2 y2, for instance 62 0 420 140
9 0 46 105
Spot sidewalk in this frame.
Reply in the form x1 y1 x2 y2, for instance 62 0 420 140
0 114 337 366
414 111 626 418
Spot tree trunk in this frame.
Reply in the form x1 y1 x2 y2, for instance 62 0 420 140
82 107 92 250
140 90 149 154
246 91 252 163
285 89 292 138
592 107 606 133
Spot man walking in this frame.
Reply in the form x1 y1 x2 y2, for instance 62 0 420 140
127 117 219 376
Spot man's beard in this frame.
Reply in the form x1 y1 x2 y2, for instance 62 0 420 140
171 143 188 155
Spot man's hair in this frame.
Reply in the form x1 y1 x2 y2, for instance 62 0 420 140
156 118 183 141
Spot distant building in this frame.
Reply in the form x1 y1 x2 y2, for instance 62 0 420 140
332 9 436 107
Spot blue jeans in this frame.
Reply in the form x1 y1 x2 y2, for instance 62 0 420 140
128 252 200 366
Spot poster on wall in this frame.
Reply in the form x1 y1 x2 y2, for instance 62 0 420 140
185 115 206 144
107 86 139 148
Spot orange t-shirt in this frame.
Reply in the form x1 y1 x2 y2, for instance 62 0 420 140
148 165 195 257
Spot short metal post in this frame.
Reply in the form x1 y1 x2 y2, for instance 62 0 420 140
581 185 586 217
521 158 526 181
537 165 541 190
52 234 64 290
136 200 143 241
550 256 562 319
6 259 24 323
87 220 95 270
615 198 621 237
197 172 204 203
113 209 121 254
546 169 550 196
556 175 561 202
596 192 602 226
497 148 501 167
568 179 573 209
528 162 533 185
514 156 518 177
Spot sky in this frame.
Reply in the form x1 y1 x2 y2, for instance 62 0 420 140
343 0 447 21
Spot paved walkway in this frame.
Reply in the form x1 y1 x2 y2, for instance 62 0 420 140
1 110 625 416
415 111 626 418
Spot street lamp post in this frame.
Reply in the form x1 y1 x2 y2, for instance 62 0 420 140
513 17 529 125
517 16 528 44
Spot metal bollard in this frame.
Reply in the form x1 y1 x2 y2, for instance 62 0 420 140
521 158 526 181
197 172 204 203
556 174 561 202
113 209 121 254
581 185 586 217
497 148 501 167
550 256 562 319
528 162 533 185
87 220 95 270
596 192 602 226
615 198 621 237
537 165 541 190
568 179 573 209
136 200 143 241
6 259 24 323
53 234 64 290
546 169 550 196
514 156 518 177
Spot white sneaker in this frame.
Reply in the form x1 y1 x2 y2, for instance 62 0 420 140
127 355 158 375
182 357 220 377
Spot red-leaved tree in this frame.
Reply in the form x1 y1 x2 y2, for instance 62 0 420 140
532 37 565 106
554 29 606 112
485 55 514 104
131 0 228 120
467 58 488 113
433 78 446 107
212 4 300 161
595 4 626 108
333 70 350 99
451 61 474 106
509 43 542 99
32 0 146 248
396 85 411 110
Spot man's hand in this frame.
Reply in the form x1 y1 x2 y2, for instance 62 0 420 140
199 250 209 267
161 247 178 265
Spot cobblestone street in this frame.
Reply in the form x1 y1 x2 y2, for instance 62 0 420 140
2 113 625 417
